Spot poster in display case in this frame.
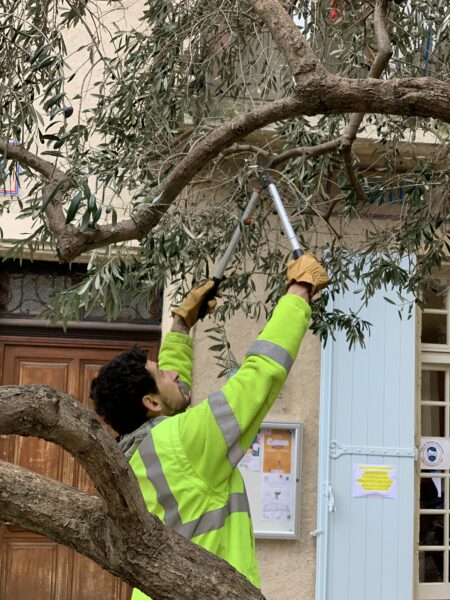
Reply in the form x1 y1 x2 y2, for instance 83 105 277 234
238 421 303 539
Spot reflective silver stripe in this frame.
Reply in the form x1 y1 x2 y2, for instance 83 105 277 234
208 390 242 465
246 340 293 372
138 432 181 529
138 432 250 540
177 492 250 539
228 442 245 468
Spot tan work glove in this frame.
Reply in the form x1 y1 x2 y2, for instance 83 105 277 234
171 280 219 329
286 253 331 297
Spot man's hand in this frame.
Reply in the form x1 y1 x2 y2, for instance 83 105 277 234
286 254 330 298
171 280 219 329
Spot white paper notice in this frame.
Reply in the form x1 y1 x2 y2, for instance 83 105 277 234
352 464 397 498
261 473 293 521
239 434 261 472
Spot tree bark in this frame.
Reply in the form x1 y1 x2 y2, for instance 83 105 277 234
0 385 265 600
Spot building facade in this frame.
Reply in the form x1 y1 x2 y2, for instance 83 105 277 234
0 1 448 598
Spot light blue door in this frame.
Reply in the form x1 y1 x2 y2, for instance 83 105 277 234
315 278 416 600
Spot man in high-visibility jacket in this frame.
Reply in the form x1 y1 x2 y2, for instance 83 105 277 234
90 254 330 598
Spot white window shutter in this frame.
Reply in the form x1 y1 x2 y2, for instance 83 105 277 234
316 276 416 600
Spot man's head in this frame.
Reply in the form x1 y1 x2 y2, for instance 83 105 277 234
90 346 190 436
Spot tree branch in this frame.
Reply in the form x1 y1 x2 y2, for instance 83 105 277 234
0 385 150 522
220 143 271 160
0 139 65 181
341 0 392 146
0 460 108 560
219 0 392 185
0 139 70 236
41 180 70 236
218 3 391 207
323 197 342 222
246 0 326 84
57 95 303 261
0 385 266 600
342 146 368 203
340 0 392 203
219 140 341 166
3 0 450 265
271 138 341 166
55 75 450 261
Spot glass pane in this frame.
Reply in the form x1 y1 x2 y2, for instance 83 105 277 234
419 551 444 582
422 371 446 402
424 281 448 310
421 405 446 436
420 514 444 545
422 313 447 344
421 477 445 509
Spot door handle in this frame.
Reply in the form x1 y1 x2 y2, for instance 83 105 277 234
327 483 336 513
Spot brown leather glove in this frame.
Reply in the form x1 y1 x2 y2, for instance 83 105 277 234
171 280 219 329
286 253 331 297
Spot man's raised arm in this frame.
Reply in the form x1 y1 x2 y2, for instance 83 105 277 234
158 280 219 392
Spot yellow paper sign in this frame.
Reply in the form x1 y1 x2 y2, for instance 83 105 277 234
353 464 397 498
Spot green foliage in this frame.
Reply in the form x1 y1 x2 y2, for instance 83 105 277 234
1 0 449 354
204 325 240 379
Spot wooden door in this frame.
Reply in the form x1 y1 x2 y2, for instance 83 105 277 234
0 336 158 600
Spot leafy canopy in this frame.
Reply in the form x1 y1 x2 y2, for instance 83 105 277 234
0 0 449 358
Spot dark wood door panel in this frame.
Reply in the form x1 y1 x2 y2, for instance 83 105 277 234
14 360 71 389
0 531 65 600
71 358 117 494
2 350 74 483
68 554 129 600
11 436 65 481
0 335 159 600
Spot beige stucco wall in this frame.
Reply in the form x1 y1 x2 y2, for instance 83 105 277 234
1 0 143 244
255 328 320 600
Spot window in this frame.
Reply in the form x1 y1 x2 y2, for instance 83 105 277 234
422 280 449 346
0 260 161 324
420 276 450 599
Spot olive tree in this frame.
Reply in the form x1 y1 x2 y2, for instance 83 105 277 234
0 0 449 597
1 0 449 342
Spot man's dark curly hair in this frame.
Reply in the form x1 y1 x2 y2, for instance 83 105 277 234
90 346 157 435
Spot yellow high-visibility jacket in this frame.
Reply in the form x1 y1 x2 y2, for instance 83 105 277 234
126 294 311 599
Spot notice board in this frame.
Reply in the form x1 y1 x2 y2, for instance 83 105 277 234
238 421 303 539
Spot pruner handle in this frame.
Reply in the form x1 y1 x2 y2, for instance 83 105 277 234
213 188 261 281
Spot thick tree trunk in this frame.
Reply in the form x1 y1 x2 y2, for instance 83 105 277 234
0 385 265 600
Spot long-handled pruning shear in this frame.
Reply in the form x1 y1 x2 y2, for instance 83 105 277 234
197 162 304 319
212 163 303 286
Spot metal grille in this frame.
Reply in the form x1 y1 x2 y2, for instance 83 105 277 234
0 260 161 324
